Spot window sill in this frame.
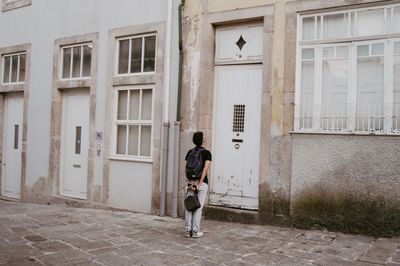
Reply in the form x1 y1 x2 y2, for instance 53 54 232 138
290 131 400 136
2 0 31 12
109 155 153 163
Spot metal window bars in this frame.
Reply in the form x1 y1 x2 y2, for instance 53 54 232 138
296 103 400 134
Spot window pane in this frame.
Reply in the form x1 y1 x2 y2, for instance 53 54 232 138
3 56 10 83
357 8 384 36
323 13 347 39
62 47 72 78
11 55 18 82
371 43 384 56
394 7 400 33
116 125 127 155
394 42 400 55
141 89 152 120
82 45 92 77
357 45 369 57
323 47 334 58
117 90 128 120
72 46 81 78
394 53 400 130
337 46 349 58
140 125 151 156
19 54 26 82
130 38 142 73
302 17 315 40
356 56 384 131
300 61 314 129
118 39 129 74
144 36 156 72
128 125 139 156
129 90 140 120
322 59 349 130
302 48 314 60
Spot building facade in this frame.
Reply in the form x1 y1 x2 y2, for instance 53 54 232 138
179 0 400 234
0 0 181 216
1 0 399 235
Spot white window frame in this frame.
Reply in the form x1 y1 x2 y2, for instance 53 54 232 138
111 86 154 162
60 43 92 80
295 3 400 134
1 51 26 85
115 33 157 76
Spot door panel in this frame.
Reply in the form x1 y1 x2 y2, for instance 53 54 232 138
60 90 89 199
210 66 262 210
2 93 24 199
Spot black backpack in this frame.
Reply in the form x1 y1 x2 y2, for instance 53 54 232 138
185 147 204 179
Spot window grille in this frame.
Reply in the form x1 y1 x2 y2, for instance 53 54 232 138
233 105 245 132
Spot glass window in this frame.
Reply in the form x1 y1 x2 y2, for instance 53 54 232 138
297 5 400 134
115 88 153 158
82 45 92 77
321 47 349 130
302 17 315 40
323 13 348 39
356 47 384 132
2 52 26 84
144 36 156 72
61 43 92 79
356 8 385 36
118 40 129 74
117 34 156 75
393 42 400 130
393 7 400 33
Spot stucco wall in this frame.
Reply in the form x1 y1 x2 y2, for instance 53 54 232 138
0 0 179 213
108 161 153 213
291 134 400 200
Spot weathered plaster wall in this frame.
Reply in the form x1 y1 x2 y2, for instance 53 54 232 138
291 134 400 200
291 134 400 235
180 0 291 222
208 0 274 13
287 0 400 235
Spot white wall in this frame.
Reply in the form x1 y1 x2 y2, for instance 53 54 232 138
108 161 153 212
0 0 169 193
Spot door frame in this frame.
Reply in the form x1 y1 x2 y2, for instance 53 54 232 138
210 64 263 210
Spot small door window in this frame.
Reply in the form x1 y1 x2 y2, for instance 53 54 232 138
233 105 245 132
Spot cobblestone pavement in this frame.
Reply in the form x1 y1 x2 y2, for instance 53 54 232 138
1 201 400 265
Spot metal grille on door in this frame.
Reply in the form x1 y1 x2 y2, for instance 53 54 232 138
233 105 245 132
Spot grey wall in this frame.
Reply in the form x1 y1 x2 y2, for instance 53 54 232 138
291 134 400 201
0 0 168 188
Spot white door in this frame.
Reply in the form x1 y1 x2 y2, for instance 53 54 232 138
2 93 24 199
210 65 262 210
60 90 89 199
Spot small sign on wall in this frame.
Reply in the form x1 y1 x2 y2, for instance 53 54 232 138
96 131 103 141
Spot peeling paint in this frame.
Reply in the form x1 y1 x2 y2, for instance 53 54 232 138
208 0 276 13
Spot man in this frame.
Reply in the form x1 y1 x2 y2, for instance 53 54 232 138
185 131 212 238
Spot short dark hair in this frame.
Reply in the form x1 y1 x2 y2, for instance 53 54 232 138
192 131 203 147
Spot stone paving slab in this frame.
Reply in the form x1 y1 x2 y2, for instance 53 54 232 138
1 200 400 265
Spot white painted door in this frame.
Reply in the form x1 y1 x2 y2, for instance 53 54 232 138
60 90 89 199
2 93 24 199
210 65 262 210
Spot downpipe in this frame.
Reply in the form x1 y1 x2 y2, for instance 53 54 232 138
159 0 174 217
170 0 185 218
